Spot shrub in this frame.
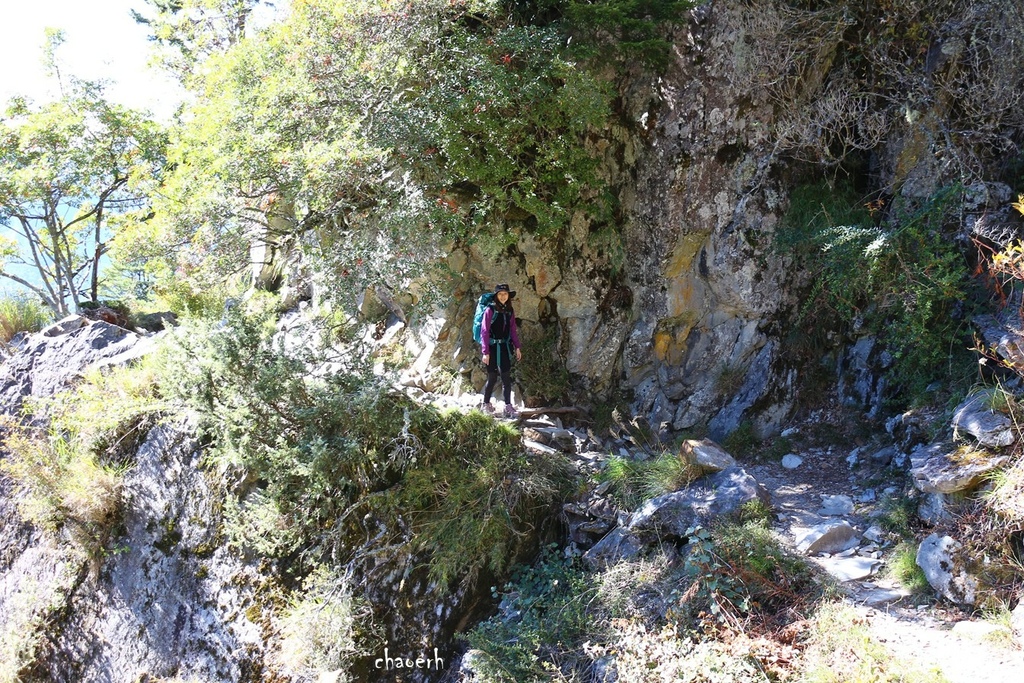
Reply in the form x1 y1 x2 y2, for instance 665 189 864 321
464 545 596 682
273 565 372 680
159 305 571 589
778 182 974 403
673 520 829 633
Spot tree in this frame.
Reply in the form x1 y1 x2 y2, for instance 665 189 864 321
132 0 267 82
0 82 165 316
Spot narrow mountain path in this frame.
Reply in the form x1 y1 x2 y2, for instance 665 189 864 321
746 418 1024 683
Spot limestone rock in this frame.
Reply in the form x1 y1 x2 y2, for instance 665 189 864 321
584 528 646 568
0 319 144 417
628 467 770 538
817 494 855 517
53 425 268 680
815 556 881 582
910 442 1009 494
679 438 736 473
916 533 978 605
794 521 861 556
952 389 1016 448
781 454 803 469
917 492 952 526
1012 602 1024 645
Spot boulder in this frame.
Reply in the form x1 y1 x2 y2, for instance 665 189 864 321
627 467 770 538
583 528 647 568
917 492 952 526
916 533 978 605
0 319 144 417
951 389 1016 448
910 442 1009 494
815 556 881 582
679 438 736 473
794 521 861 556
132 311 178 333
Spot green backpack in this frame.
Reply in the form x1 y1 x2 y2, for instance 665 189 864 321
472 292 496 345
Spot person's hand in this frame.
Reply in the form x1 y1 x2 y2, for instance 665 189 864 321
515 348 522 361
482 354 490 364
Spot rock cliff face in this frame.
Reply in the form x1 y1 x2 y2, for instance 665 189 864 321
0 320 273 680
3 1 1023 680
408 0 1022 438
436 2 803 439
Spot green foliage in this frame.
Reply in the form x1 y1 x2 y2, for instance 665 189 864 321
561 0 698 70
778 181 974 403
516 324 571 404
160 304 569 588
675 520 828 631
0 295 51 347
147 0 614 309
464 544 597 682
402 18 613 238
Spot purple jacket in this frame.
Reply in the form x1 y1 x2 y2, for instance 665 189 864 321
480 305 520 354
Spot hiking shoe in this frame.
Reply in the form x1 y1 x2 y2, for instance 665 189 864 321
480 402 495 415
503 404 518 418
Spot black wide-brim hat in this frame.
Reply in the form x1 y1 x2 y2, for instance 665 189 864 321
494 283 516 299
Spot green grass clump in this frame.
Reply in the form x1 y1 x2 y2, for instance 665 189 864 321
884 542 931 596
0 295 51 346
876 492 919 538
598 450 703 510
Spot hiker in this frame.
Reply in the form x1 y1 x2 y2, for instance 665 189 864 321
479 283 522 417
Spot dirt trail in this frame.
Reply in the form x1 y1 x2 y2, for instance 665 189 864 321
746 421 1024 683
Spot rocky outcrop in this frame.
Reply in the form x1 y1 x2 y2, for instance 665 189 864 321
910 442 1009 494
627 467 770 539
584 465 771 567
916 533 978 605
0 316 144 416
43 424 271 682
0 319 278 680
951 389 1016 449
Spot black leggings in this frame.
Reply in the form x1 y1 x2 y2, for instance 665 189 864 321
484 368 513 404
483 341 514 403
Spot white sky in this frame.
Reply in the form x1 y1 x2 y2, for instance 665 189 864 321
0 0 289 121
0 0 185 119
